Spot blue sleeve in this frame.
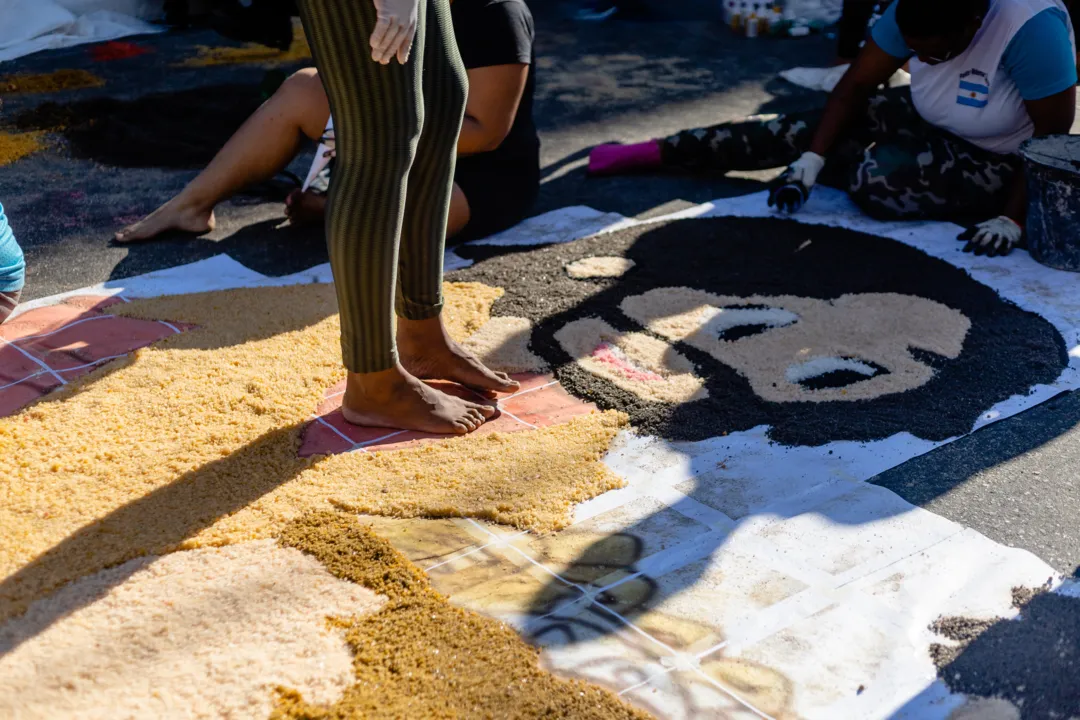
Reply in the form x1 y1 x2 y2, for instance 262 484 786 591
0 203 26 293
870 3 913 59
1003 8 1078 100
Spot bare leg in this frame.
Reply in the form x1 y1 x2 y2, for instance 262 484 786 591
115 68 331 243
398 314 519 395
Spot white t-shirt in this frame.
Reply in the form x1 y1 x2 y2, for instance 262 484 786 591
872 0 1077 153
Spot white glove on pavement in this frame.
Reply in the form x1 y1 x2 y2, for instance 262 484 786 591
370 0 419 65
958 216 1023 257
768 151 826 213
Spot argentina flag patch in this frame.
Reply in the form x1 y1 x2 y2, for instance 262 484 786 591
957 69 990 108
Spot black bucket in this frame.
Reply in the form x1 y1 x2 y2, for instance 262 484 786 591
1019 135 1080 272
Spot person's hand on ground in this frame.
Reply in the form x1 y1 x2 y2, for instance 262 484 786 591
958 216 1023 257
768 151 825 213
370 0 419 65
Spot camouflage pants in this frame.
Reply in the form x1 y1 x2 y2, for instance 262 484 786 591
660 87 1021 223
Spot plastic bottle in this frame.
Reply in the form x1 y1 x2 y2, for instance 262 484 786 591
725 0 741 29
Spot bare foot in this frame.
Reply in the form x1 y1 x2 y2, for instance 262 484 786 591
285 189 327 226
114 198 215 244
398 315 520 395
341 364 495 433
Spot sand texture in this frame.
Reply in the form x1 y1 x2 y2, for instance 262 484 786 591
565 256 636 279
460 315 547 373
0 282 626 622
179 21 312 67
0 69 104 94
273 511 653 720
0 540 376 720
0 130 46 166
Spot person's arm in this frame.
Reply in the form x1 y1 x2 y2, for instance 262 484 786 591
768 40 903 212
808 41 906 156
457 63 530 157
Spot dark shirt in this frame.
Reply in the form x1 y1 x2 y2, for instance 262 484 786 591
451 0 539 170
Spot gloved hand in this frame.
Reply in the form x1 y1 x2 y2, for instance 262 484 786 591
957 216 1023 257
370 0 419 65
768 151 826 213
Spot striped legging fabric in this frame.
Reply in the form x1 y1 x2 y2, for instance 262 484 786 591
297 0 467 373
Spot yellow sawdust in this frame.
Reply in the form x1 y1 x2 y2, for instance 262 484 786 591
0 131 47 166
273 511 652 719
0 69 105 94
179 22 312 67
440 281 504 339
0 283 626 623
460 315 547 373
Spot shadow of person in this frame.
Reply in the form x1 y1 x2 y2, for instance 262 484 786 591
108 215 328 284
893 589 1080 718
0 421 310 656
447 213 1074 657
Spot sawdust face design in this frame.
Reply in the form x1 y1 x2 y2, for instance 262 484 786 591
619 289 971 403
453 216 1068 445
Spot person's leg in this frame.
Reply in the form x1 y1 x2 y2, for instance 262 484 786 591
590 108 825 176
115 68 331 243
284 181 469 237
588 85 919 178
447 183 471 238
393 0 516 394
299 0 494 431
0 291 18 324
847 132 1018 221
0 202 24 324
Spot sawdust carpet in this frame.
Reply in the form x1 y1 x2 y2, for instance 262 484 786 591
0 282 626 622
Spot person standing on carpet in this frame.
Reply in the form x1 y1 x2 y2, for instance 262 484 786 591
590 0 1076 258
0 202 25 324
296 0 516 433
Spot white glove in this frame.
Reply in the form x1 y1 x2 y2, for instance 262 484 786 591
768 151 826 213
958 216 1022 257
370 0 419 65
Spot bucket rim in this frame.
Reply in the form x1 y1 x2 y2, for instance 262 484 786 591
1019 134 1080 175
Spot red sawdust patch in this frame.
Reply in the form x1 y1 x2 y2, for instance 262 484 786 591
89 41 151 62
0 295 191 417
299 372 598 457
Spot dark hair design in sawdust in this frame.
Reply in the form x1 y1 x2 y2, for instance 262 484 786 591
453 216 1068 446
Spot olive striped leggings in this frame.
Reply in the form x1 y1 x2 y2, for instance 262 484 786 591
297 0 467 373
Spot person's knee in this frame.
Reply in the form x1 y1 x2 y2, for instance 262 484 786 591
279 68 331 140
847 143 943 220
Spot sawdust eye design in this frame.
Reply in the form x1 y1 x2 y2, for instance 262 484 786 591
618 287 971 403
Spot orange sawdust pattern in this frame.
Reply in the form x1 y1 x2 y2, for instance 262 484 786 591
0 69 105 94
273 511 653 720
0 130 47 166
0 283 626 622
179 22 312 67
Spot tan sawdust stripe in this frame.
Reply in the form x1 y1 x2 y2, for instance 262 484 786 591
0 69 105 94
0 282 627 623
0 130 47 166
272 511 653 719
178 21 312 67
